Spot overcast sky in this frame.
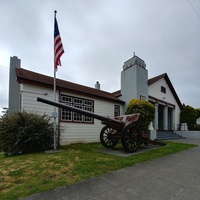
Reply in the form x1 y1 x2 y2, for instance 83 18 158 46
0 0 200 115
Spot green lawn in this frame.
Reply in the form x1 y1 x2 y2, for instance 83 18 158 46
0 141 197 200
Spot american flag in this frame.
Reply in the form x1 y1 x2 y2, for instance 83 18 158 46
54 17 64 70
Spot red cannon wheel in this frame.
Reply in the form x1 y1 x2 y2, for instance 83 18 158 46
121 124 142 152
100 126 119 148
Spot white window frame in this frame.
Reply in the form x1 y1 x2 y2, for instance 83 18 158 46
60 94 94 123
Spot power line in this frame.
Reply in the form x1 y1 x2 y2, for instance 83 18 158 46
0 65 9 70
194 0 200 8
188 0 200 19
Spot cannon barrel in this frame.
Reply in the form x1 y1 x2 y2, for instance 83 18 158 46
37 97 124 128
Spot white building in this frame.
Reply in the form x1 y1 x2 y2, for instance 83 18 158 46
8 55 183 145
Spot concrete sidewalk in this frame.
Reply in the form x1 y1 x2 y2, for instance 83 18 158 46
23 139 200 200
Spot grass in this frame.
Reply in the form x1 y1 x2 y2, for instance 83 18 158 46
0 141 197 200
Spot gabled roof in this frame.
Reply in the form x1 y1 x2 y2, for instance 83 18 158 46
148 73 183 109
148 73 166 86
16 68 125 104
112 90 121 97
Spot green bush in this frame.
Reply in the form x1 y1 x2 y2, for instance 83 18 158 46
126 99 155 131
196 109 200 130
196 108 200 118
0 111 54 156
180 106 198 130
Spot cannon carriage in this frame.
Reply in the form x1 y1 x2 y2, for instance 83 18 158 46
37 97 165 152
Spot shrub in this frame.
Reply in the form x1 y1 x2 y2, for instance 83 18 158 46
196 109 200 130
196 108 200 118
180 106 198 130
0 111 54 156
126 99 155 131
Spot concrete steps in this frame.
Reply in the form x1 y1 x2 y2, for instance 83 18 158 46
156 131 184 140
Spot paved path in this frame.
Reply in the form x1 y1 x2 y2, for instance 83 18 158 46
23 139 200 200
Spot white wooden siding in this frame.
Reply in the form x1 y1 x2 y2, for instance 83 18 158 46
148 78 181 128
21 84 59 123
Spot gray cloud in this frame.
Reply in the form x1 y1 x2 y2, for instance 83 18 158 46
1 0 200 115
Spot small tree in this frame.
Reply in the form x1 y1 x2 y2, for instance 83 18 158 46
180 106 198 130
196 108 200 118
126 99 155 131
0 111 54 156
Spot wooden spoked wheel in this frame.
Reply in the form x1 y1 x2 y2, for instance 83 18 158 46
100 126 119 148
121 124 142 152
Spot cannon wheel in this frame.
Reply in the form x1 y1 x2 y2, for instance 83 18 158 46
121 124 142 152
100 126 119 149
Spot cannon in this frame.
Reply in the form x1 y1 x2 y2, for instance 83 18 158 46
37 97 165 152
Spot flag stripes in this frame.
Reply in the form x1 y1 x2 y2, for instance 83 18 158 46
54 17 64 69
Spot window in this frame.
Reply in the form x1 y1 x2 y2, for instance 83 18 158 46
161 86 166 94
140 95 146 100
60 94 94 123
114 105 120 117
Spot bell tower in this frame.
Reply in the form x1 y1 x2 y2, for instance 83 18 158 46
120 53 148 107
9 56 21 113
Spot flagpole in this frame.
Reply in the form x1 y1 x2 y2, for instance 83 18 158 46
53 10 64 151
53 10 57 151
53 68 57 151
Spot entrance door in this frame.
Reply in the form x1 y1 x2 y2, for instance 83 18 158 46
158 105 164 130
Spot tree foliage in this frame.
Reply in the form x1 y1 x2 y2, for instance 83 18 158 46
0 111 54 156
126 99 155 131
180 106 198 130
196 108 200 118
